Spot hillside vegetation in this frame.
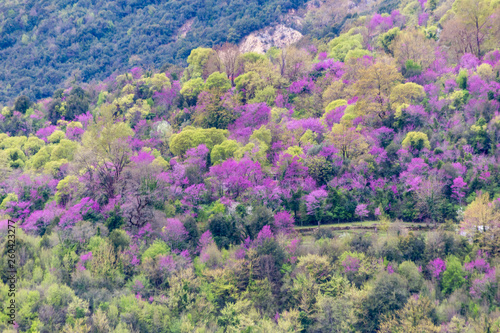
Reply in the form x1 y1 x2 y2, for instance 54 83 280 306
1 0 500 331
0 0 307 103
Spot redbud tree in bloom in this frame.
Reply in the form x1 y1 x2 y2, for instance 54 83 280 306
304 188 330 227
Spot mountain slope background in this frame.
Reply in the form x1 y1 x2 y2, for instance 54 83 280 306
0 0 310 103
2 0 500 331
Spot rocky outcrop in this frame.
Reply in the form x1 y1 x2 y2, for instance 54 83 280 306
239 24 303 54
175 18 195 41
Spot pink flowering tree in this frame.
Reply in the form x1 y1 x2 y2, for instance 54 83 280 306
198 230 215 251
59 197 99 229
286 238 301 264
185 144 210 171
153 81 181 114
181 183 208 211
427 258 446 280
288 77 315 94
275 153 309 198
208 158 264 199
161 218 188 250
369 13 393 35
273 211 295 234
451 177 467 204
304 188 330 226
66 126 85 141
342 255 361 273
23 201 64 234
470 268 496 300
339 251 372 285
465 250 490 274
415 176 445 222
355 204 369 221
76 252 93 271
228 103 271 142
120 161 166 228
254 225 274 246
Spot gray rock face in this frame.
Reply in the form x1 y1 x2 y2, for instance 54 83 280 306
239 24 303 54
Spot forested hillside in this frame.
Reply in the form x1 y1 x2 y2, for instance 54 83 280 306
0 0 308 103
1 0 500 331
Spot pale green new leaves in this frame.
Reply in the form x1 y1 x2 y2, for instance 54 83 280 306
211 140 240 164
48 130 66 143
328 33 364 62
180 78 204 102
205 72 231 93
183 47 215 82
390 82 425 110
169 126 228 156
139 72 171 91
402 131 431 150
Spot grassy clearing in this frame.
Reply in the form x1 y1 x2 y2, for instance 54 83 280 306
294 220 432 230
295 221 379 229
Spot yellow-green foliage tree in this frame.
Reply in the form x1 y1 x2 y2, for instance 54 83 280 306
328 124 369 160
193 91 238 129
50 139 79 161
47 130 66 144
378 27 400 55
5 148 26 168
211 140 240 164
323 99 347 124
378 297 441 332
231 126 272 165
328 32 365 62
250 86 276 105
24 136 45 156
460 192 500 239
0 192 18 210
392 28 436 69
139 72 171 92
351 59 403 119
390 82 425 115
402 131 431 150
55 175 81 206
169 126 228 156
180 78 205 106
284 146 304 158
451 0 499 56
183 47 216 81
75 104 135 199
204 72 231 94
125 99 152 121
27 146 51 170
234 71 265 102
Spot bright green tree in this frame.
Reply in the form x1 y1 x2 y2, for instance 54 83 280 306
205 72 231 93
442 256 465 294
402 131 431 150
169 126 228 156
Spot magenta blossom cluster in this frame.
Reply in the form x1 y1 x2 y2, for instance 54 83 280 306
288 77 315 94
304 189 328 216
369 14 393 32
59 197 99 229
342 255 360 273
76 251 93 271
273 211 295 234
355 204 369 218
428 258 446 279
161 218 188 250
465 250 491 273
198 230 214 252
470 268 496 299
35 125 59 142
254 225 274 246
